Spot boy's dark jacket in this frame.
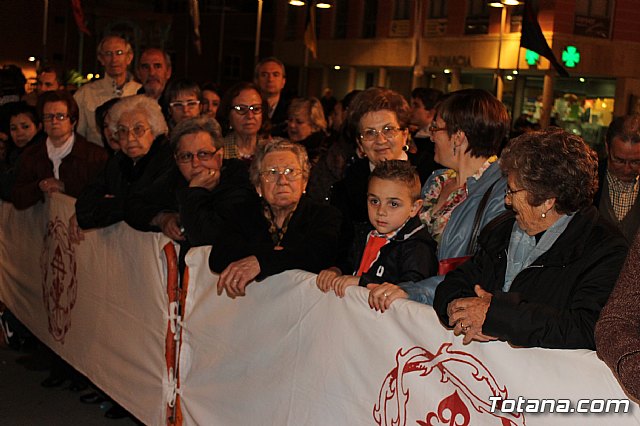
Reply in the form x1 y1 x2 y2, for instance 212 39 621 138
353 215 438 286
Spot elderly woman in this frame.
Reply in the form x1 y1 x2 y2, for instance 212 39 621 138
330 87 440 273
596 232 640 399
70 95 172 241
287 97 328 164
433 128 628 350
126 116 254 243
11 91 107 209
218 82 269 164
164 78 202 128
368 89 510 309
205 139 341 298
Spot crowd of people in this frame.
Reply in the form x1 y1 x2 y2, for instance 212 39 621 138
1 32 640 417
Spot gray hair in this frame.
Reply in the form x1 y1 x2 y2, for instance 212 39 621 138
254 57 286 81
97 34 134 57
137 47 172 71
108 95 168 138
288 97 327 133
169 116 223 152
250 138 310 187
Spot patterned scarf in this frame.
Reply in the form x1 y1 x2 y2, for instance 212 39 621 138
262 200 295 248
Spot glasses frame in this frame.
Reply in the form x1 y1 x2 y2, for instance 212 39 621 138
116 125 150 140
174 149 219 164
259 167 303 183
232 104 263 115
505 186 526 197
359 126 403 142
100 49 126 57
42 113 70 122
428 122 448 133
169 100 201 110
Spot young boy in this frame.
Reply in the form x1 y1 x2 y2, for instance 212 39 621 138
317 160 437 306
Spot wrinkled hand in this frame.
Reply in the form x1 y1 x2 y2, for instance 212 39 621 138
189 168 221 191
39 178 65 194
218 256 261 298
333 275 359 298
68 214 84 245
151 212 185 241
316 267 341 293
366 283 408 313
447 285 497 344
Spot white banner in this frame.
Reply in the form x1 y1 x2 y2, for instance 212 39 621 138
2 197 639 425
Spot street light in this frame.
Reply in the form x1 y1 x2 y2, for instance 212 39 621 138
488 0 522 101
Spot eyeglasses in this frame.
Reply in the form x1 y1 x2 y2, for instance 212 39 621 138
505 186 526 197
100 49 125 57
359 126 403 142
259 167 303 183
174 149 218 164
170 100 201 110
116 124 150 140
428 122 447 133
232 104 263 115
43 113 70 122
610 156 640 167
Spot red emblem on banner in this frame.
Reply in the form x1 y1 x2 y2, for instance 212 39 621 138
374 343 525 426
40 216 77 344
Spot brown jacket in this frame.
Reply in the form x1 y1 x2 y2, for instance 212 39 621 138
11 134 108 210
595 231 640 400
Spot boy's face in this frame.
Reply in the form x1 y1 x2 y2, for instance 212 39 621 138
367 177 422 236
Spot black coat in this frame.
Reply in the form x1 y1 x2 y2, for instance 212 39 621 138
352 215 438 287
75 137 173 229
205 195 342 280
433 207 629 350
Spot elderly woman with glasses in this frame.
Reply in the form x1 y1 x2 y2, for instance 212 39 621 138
11 90 108 209
124 116 254 243
432 128 628 349
217 82 270 165
69 95 173 242
193 139 341 299
330 87 437 275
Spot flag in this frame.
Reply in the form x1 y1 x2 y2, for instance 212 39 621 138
71 0 91 35
189 0 202 55
520 0 568 77
304 2 318 60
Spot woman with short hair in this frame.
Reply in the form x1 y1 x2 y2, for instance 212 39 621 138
287 97 328 164
433 128 628 349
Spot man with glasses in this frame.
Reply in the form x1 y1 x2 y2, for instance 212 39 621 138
594 114 640 242
74 35 141 146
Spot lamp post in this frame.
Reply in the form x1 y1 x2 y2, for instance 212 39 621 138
489 0 521 101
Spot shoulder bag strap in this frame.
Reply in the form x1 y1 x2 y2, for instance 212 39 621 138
465 180 498 255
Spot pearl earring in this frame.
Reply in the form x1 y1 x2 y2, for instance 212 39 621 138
402 144 409 152
541 212 546 218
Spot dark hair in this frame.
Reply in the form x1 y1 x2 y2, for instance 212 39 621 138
500 127 599 214
7 102 40 127
201 82 221 96
605 114 640 146
411 87 444 110
254 57 286 80
169 116 223 152
349 87 411 133
137 47 172 71
218 81 270 136
38 64 64 85
37 90 79 124
436 89 509 158
163 78 202 106
370 159 421 201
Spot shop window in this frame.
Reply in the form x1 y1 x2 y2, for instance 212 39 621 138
426 0 448 37
363 0 378 38
333 0 348 39
465 0 489 35
429 0 448 19
574 0 612 38
393 0 411 20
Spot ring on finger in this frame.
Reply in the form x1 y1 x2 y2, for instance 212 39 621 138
383 292 388 298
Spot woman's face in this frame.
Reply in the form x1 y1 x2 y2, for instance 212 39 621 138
257 150 307 212
287 109 314 142
430 115 458 169
229 89 263 139
10 113 39 148
43 101 74 144
505 173 550 236
202 90 221 118
358 109 408 165
175 131 223 182
169 90 201 124
116 111 155 161
103 111 120 152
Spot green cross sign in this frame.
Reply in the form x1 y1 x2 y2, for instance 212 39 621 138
525 49 540 66
562 46 580 68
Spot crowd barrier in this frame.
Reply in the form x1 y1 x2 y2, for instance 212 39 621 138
1 194 638 425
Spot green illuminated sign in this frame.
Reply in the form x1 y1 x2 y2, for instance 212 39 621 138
562 46 580 68
525 49 540 65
